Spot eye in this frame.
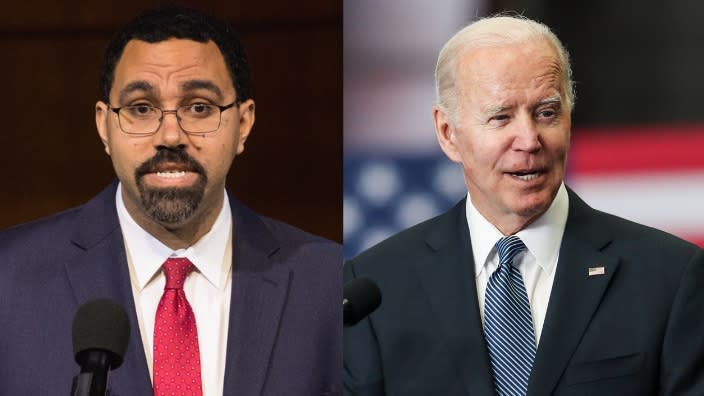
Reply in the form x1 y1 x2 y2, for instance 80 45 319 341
182 103 215 118
538 109 556 118
535 104 560 122
124 104 156 118
488 114 510 127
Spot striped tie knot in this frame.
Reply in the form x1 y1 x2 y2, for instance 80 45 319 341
495 235 527 269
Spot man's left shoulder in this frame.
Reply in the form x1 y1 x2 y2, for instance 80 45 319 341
569 188 701 256
594 209 699 254
258 215 342 266
260 215 338 247
580 207 703 280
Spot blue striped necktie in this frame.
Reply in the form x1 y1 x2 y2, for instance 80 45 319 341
484 235 536 396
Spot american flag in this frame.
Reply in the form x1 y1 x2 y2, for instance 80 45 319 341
569 124 704 248
344 154 465 259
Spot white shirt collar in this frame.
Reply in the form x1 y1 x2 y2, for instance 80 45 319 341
115 182 232 290
466 183 569 278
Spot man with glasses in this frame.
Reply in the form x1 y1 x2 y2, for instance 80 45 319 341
0 6 341 395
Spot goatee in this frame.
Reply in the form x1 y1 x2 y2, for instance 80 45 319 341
134 148 208 225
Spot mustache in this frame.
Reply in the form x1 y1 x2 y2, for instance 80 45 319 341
135 148 206 179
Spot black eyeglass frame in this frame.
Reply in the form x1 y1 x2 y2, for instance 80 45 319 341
108 101 238 135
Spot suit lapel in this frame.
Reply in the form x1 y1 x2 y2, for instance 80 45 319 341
527 190 620 396
414 200 497 396
223 198 290 396
63 182 153 396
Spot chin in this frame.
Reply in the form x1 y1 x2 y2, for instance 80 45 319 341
511 194 553 218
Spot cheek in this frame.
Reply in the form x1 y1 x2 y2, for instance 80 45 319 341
109 141 150 174
458 143 499 187
203 141 237 177
454 133 478 161
460 137 503 171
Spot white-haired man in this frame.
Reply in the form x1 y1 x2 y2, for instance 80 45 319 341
344 15 704 396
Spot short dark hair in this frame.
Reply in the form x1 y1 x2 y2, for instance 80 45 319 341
99 6 252 104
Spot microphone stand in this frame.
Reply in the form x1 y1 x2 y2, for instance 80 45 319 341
71 350 110 396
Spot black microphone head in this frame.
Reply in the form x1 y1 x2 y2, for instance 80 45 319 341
72 298 130 370
343 277 382 326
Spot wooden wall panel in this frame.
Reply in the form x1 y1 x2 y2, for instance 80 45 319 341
0 1 342 242
3 1 339 29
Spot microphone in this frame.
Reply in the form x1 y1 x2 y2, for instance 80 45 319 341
343 277 382 326
71 298 131 396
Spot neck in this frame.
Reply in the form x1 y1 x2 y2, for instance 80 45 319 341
494 217 535 236
477 208 542 236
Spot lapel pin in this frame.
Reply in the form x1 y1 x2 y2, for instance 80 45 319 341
588 266 605 276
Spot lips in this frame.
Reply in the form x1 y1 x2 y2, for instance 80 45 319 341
507 168 547 181
135 149 207 186
155 170 187 178
140 163 200 185
148 161 197 176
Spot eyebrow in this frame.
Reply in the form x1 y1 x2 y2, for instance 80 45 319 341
118 80 155 104
484 95 563 116
116 79 226 105
181 80 224 101
485 104 512 117
539 95 562 106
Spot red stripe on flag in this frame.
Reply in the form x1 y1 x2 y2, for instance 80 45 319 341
570 124 704 175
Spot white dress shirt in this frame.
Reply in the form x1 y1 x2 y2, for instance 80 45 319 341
116 183 232 396
466 183 569 345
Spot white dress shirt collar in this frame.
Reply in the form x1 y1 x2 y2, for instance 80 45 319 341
115 182 232 290
466 183 569 278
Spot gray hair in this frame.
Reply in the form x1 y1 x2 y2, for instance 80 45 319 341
435 15 575 125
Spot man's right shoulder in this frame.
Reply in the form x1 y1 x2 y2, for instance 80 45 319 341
0 205 84 252
347 199 466 273
0 205 83 239
0 182 118 254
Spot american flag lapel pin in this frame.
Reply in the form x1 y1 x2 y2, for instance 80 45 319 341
588 266 605 276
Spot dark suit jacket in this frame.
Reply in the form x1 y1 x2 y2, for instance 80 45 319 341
0 181 342 395
344 189 704 395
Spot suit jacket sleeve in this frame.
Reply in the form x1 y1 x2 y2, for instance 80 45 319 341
661 247 704 394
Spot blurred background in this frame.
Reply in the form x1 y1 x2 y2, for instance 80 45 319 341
0 0 341 242
344 0 704 258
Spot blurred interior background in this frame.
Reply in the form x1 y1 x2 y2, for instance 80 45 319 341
344 0 704 258
0 0 342 242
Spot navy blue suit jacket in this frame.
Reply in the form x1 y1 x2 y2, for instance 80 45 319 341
344 189 704 395
0 182 342 395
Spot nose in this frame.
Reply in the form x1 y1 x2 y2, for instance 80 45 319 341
152 110 187 147
513 115 541 152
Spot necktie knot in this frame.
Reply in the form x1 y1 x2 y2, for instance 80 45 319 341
495 235 526 269
162 257 194 289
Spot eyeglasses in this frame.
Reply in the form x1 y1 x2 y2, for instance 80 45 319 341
109 101 238 135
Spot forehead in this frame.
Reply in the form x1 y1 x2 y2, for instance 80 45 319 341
110 38 233 101
455 39 563 105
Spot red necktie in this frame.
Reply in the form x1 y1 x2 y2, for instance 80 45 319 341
153 257 203 396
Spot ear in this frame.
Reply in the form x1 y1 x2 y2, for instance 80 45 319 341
95 101 111 156
433 105 461 163
236 99 255 155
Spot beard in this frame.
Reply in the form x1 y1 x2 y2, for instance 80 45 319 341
134 148 208 226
